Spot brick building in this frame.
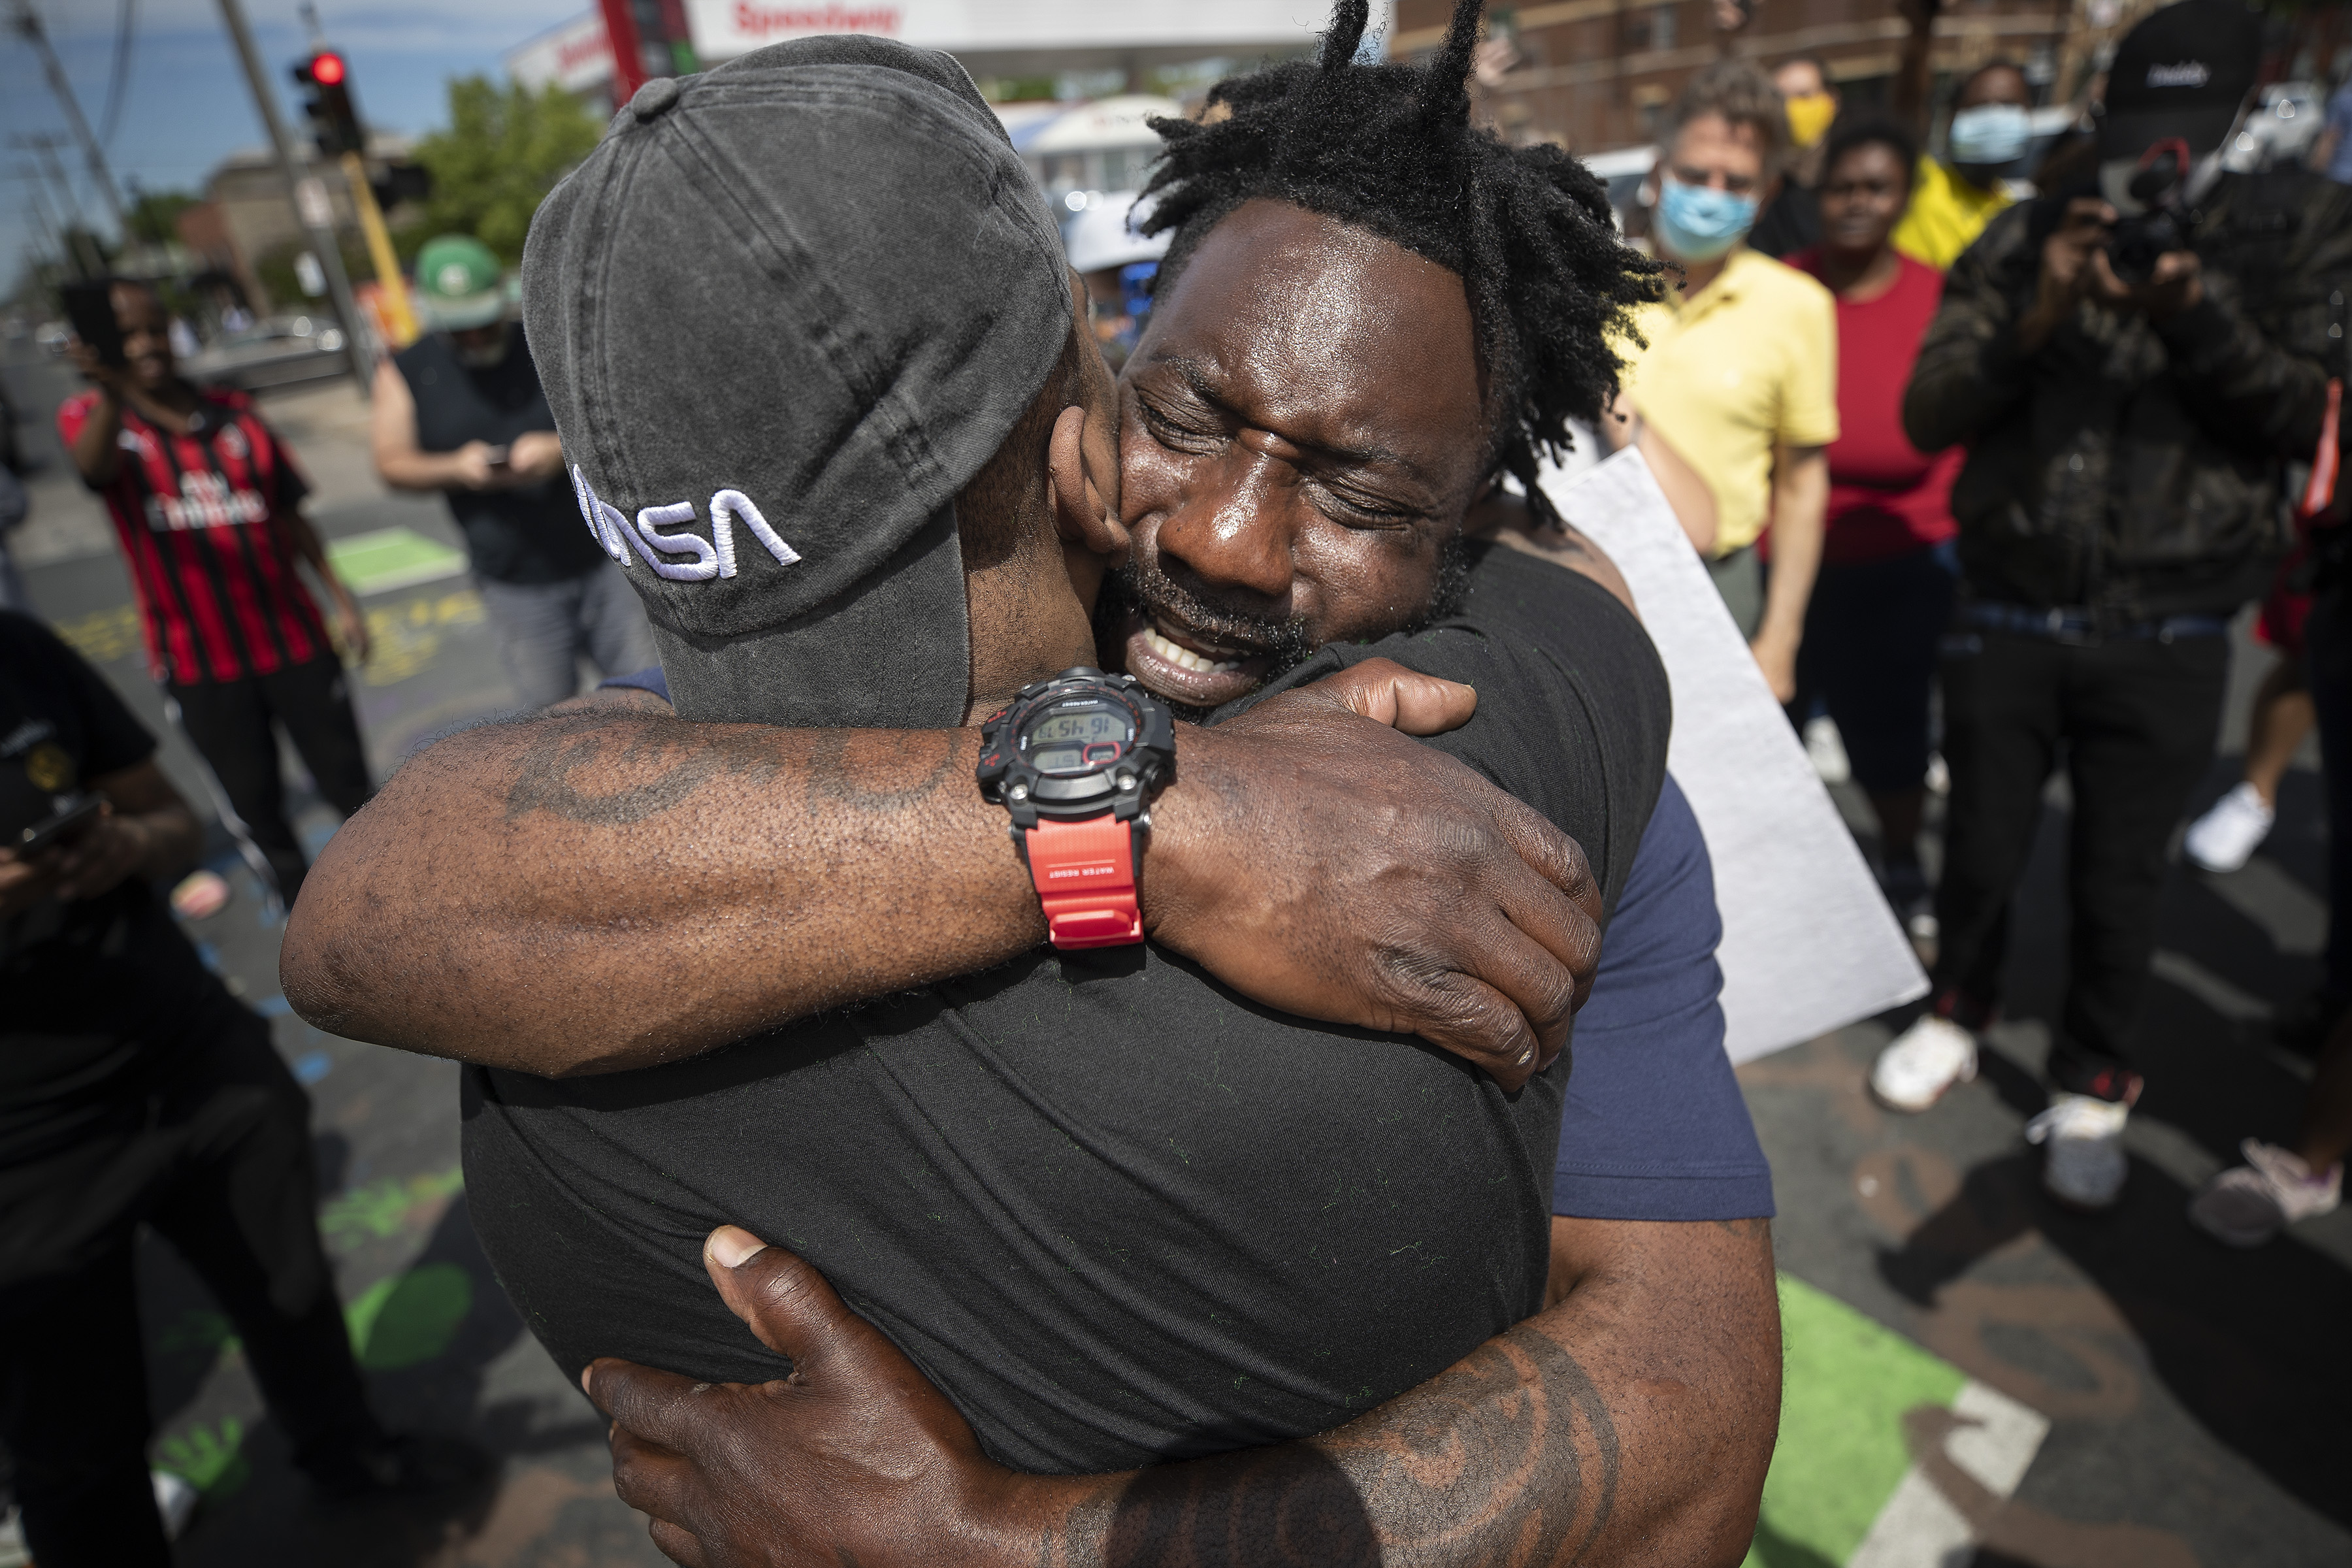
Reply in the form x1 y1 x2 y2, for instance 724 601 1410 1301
1390 0 2083 155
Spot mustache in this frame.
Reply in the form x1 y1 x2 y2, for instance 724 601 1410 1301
1099 556 1316 664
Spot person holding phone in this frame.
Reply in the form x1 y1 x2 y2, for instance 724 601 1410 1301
0 611 469 1566
58 278 374 910
371 235 653 710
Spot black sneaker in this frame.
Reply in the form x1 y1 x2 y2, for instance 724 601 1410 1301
307 1433 493 1501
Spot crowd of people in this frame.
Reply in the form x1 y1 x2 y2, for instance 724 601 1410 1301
3 0 2351 1560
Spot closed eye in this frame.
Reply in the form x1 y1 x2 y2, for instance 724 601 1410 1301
1135 389 1228 455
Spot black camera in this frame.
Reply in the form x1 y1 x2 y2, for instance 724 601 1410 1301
2105 142 2190 285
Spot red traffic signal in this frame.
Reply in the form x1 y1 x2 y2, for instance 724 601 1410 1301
289 46 364 157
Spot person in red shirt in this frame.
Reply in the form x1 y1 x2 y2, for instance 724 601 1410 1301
61 280 374 906
1786 116 1963 939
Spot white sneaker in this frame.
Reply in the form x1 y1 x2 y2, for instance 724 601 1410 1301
152 1468 199 1540
2026 1094 2132 1208
2184 782 2274 874
1870 1015 1977 1112
1803 715 1852 785
2188 1139 2344 1247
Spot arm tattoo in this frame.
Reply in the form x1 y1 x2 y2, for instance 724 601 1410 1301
804 728 964 814
501 713 961 826
503 712 787 825
1041 1324 1620 1567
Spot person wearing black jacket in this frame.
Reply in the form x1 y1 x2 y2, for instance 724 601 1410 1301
0 614 468 1565
1869 0 2352 1208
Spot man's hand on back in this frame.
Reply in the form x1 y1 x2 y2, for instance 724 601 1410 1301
591 1216 1781 1568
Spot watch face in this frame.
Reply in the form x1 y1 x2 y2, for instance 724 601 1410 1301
1020 702 1133 775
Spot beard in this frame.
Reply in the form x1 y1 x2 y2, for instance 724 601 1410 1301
1094 530 1475 721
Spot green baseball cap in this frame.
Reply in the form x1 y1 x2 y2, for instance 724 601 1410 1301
414 235 506 330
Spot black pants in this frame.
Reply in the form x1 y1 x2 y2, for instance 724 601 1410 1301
2308 589 2352 1000
0 1007 378 1566
1933 628 2229 1088
167 657 373 905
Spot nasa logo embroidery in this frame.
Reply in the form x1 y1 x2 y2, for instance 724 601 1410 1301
570 467 802 583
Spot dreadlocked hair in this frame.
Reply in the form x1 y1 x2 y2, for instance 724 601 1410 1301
1137 0 1667 523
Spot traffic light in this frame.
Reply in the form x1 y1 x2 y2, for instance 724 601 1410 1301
291 48 363 157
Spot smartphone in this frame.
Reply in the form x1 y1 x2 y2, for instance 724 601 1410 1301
483 444 512 475
18 794 103 854
59 280 126 367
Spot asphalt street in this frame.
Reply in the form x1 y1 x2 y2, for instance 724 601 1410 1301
3 345 2346 1567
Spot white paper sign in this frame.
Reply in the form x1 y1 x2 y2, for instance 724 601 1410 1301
1546 448 1929 1062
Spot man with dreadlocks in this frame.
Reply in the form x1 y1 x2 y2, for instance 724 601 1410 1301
290 7 1778 1561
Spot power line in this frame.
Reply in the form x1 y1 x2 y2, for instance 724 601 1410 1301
99 0 138 148
5 0 129 236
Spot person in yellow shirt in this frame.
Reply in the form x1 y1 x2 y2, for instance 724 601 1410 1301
1893 60 2033 269
1612 59 1838 702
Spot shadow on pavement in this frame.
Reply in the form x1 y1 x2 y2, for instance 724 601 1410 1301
1876 1148 2351 1529
141 1192 626 1565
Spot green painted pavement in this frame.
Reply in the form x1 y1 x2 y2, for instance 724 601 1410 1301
345 1262 475 1371
1744 1274 1968 1568
325 527 468 596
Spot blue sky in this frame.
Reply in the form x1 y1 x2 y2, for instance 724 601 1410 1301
5 0 582 297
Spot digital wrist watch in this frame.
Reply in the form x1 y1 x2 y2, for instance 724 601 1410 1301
977 666 1175 950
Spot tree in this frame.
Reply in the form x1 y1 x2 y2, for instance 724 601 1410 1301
405 76 602 264
126 188 199 248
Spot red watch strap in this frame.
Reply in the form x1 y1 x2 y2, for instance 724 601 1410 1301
1023 815 1142 949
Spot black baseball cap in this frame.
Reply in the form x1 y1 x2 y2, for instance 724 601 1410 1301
521 37 1075 729
2097 0 2263 162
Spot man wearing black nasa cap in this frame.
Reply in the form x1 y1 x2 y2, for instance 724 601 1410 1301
1878 0 2352 1209
347 24 1690 1543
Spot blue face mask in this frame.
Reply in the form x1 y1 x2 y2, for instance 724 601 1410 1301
1948 103 2031 169
1654 178 1758 264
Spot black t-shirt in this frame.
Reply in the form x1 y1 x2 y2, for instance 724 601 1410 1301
0 612 234 1165
462 544 1670 1473
391 327 606 586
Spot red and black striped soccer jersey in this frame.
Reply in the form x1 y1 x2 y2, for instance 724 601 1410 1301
58 386 334 687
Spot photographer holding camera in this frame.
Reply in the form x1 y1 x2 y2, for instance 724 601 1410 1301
0 612 469 1564
1870 0 2352 1208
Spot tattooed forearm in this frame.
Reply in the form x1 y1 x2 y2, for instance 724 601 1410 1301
1023 1328 1618 1568
1017 1218 1775 1568
285 708 1036 1071
498 711 968 827
502 711 789 825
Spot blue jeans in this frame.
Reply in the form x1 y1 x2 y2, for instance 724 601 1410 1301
476 560 657 711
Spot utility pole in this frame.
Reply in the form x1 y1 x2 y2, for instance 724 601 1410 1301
7 0 130 237
212 0 373 391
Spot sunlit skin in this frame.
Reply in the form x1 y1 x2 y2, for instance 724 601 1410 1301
1109 199 1491 711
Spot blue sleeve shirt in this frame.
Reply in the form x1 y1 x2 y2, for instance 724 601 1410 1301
1554 773 1775 1221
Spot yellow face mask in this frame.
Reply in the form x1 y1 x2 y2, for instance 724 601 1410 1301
1785 91 1836 150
